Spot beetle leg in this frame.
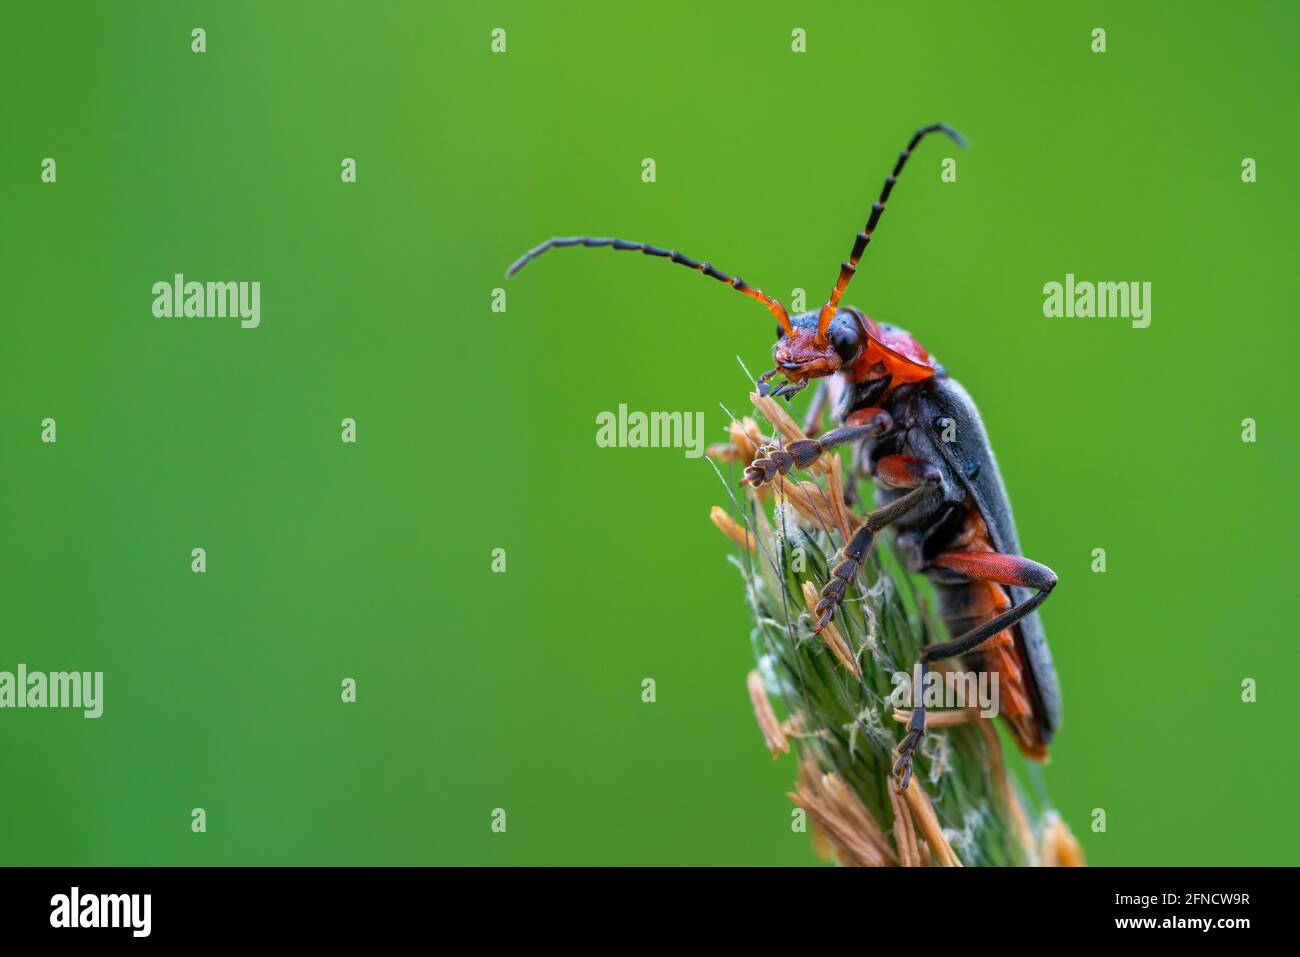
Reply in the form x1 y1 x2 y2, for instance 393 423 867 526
893 550 1058 790
844 405 892 431
811 455 942 632
742 416 892 488
874 453 942 489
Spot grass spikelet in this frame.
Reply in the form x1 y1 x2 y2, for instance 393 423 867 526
708 386 1081 866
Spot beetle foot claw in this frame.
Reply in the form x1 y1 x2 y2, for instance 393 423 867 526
812 548 862 633
892 756 913 792
742 445 796 488
892 724 925 791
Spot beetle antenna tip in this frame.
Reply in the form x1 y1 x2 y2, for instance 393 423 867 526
941 124 969 149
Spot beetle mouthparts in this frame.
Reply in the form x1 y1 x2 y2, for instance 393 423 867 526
756 362 813 400
771 379 808 401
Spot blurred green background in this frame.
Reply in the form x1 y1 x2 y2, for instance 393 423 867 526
2 1 1296 865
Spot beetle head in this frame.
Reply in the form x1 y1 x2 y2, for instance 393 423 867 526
773 309 859 378
764 307 935 398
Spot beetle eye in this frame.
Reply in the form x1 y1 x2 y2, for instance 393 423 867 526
830 328 858 362
775 325 785 341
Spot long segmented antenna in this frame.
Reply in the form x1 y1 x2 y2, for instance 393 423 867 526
507 235 793 336
814 123 967 342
